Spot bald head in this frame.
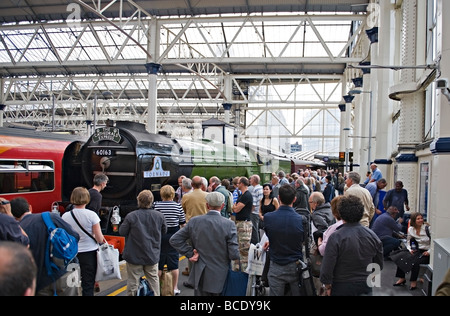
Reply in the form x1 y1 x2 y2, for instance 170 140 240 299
192 176 203 189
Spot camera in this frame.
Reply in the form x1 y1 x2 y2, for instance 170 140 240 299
436 78 450 101
436 78 448 89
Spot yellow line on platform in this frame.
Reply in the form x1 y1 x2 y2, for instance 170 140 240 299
106 256 186 296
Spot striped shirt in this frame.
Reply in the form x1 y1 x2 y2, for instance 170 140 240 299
250 184 263 215
153 201 186 228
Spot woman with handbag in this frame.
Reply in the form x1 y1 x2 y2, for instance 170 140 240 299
393 212 431 290
62 187 105 296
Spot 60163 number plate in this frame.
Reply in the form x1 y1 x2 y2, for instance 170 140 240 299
93 149 115 156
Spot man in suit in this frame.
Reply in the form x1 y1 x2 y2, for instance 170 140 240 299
170 192 240 296
180 175 208 279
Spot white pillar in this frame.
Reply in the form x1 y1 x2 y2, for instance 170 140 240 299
430 0 450 254
374 1 395 180
0 105 5 128
146 19 160 134
338 102 346 154
146 63 160 134
223 104 232 124
366 28 379 170
343 95 354 172
223 75 233 124
0 78 5 127
358 69 372 176
395 0 423 213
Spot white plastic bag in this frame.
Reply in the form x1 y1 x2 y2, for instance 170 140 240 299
246 243 266 276
95 243 121 281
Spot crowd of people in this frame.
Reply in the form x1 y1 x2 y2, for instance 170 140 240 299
0 164 441 296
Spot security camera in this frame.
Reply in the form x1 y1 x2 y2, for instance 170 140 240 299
437 78 448 89
436 78 450 102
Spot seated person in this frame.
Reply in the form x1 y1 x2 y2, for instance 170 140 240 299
371 206 403 258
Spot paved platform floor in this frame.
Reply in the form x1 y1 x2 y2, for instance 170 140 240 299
96 256 429 297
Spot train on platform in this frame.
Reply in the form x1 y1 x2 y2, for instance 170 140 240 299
0 121 324 250
0 126 83 214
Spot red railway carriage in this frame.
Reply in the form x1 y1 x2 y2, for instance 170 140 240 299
0 127 82 214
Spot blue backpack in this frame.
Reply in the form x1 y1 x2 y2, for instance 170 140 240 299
41 212 78 278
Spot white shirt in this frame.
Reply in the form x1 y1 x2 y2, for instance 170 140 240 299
62 208 101 252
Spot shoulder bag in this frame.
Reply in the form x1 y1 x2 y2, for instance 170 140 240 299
309 242 323 278
222 261 248 296
389 248 421 274
297 259 317 296
70 211 121 282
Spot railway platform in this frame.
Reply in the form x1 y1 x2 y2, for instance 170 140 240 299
95 256 427 297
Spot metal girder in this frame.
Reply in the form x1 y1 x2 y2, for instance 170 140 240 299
0 0 370 155
0 0 370 24
0 14 365 76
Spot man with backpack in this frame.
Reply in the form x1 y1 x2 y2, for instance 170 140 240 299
11 197 80 296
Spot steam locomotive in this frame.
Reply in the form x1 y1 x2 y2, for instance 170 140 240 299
63 121 291 212
1 121 324 241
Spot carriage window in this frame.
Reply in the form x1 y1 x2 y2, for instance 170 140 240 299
0 160 55 194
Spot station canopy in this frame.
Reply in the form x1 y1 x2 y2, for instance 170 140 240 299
0 0 371 156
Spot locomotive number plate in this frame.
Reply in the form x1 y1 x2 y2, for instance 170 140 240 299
93 149 116 156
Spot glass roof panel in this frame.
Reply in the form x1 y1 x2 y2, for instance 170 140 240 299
0 15 356 65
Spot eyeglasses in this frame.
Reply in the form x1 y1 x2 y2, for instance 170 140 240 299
308 200 315 204
1 200 10 205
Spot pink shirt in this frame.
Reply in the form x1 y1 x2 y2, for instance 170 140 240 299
318 219 344 256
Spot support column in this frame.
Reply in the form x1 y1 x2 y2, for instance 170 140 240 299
395 0 423 213
146 18 160 134
352 77 363 173
343 95 354 172
234 106 241 146
223 103 232 124
360 65 372 176
145 62 161 134
430 0 450 249
86 100 93 135
223 75 233 124
0 78 5 128
0 104 5 128
373 1 395 181
338 103 346 154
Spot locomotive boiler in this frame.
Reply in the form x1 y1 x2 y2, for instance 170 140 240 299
62 121 290 227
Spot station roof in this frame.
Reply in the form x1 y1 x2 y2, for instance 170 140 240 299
0 1 369 77
0 1 370 23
